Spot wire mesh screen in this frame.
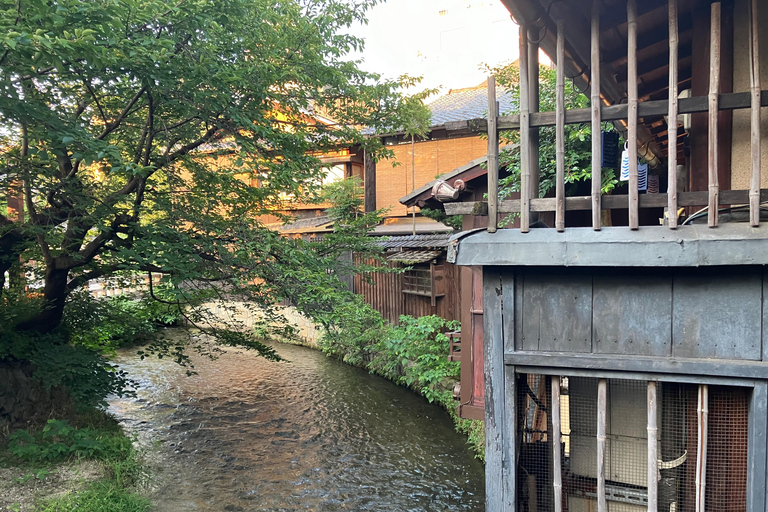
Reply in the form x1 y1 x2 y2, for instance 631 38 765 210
515 374 750 512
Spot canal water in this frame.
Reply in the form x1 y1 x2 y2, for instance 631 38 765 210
109 330 485 511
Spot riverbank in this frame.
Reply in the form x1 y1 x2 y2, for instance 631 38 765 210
0 411 149 512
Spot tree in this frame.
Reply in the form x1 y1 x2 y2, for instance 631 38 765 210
0 0 420 340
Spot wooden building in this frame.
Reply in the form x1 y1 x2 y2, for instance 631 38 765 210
442 1 768 511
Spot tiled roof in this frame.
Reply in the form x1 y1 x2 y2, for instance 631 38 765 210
386 250 442 264
427 86 516 126
266 215 335 234
376 233 451 249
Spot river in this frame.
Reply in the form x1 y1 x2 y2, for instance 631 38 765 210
109 329 485 511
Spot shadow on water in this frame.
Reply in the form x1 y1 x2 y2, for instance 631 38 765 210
109 329 485 511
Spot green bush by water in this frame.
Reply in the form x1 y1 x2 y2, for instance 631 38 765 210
37 480 151 512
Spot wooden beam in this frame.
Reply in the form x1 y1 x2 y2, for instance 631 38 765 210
520 26 531 233
597 378 607 512
647 381 658 512
493 90 768 131
443 188 768 216
556 19 566 232
363 148 376 213
591 0 602 231
708 2 721 227
628 0 639 230
605 12 694 67
749 0 761 226
668 0 679 228
487 76 499 233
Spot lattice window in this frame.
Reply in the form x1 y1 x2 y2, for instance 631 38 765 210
516 373 749 512
402 263 446 306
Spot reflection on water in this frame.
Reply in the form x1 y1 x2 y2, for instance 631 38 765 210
109 330 485 511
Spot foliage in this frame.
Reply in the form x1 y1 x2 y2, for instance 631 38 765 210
0 0 425 337
419 207 462 231
317 297 388 367
369 315 460 404
485 63 619 199
7 419 133 464
37 481 151 512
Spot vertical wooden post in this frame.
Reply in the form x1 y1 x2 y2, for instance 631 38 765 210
529 27 541 215
627 0 639 230
647 381 658 512
591 0 602 231
668 0 679 229
552 376 563 512
597 379 607 512
520 26 531 233
708 2 721 228
487 76 499 233
695 384 709 512
749 0 761 227
555 20 566 232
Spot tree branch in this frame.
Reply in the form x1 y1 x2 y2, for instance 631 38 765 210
96 85 148 140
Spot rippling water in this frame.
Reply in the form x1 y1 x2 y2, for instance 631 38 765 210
109 329 485 511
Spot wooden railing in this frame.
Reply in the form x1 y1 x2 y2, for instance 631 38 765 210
464 0 764 234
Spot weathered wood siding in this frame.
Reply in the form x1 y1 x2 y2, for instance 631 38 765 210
504 267 767 362
352 253 460 325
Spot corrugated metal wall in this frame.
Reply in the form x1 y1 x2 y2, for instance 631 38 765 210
353 253 460 325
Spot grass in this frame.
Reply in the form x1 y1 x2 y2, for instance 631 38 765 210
37 480 151 512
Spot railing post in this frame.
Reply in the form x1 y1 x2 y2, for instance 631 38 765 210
749 0 761 227
597 379 608 512
487 76 499 233
552 376 563 512
647 381 658 512
520 25 531 233
708 2 721 227
556 19 566 232
591 0 602 231
668 0 679 228
628 0 639 230
695 384 709 512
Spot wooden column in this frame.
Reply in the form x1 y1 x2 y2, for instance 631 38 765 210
708 3 721 227
552 376 563 512
668 0 679 228
597 379 608 512
627 0 639 229
555 19 566 232
695 384 709 512
487 76 499 233
749 0 761 226
647 381 658 512
591 0 602 230
529 27 541 215
520 26 531 233
363 148 376 213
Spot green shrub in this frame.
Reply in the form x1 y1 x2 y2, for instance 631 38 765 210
7 419 134 464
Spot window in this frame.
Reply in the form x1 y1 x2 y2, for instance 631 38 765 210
401 263 446 306
516 373 749 512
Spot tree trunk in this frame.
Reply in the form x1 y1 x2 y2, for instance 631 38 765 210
18 266 70 332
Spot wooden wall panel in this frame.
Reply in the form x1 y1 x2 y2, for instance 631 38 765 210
592 273 673 357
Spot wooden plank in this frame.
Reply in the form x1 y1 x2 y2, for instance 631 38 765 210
708 3 721 227
494 90 768 131
520 27 531 233
442 188 768 216
503 364 516 511
749 0 762 227
487 76 499 233
556 19 566 232
668 0 679 228
627 0 639 230
552 376 563 512
647 381 658 512
502 272 515 354
672 269 763 361
504 351 768 381
592 273 672 357
591 0 602 231
696 385 709 512
483 269 507 511
597 378 607 512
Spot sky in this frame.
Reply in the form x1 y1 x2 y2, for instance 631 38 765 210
349 0 521 96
